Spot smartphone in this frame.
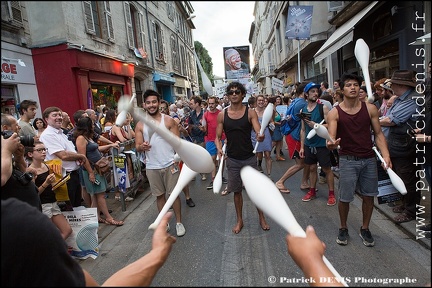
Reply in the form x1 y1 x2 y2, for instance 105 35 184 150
94 179 100 185
297 112 312 120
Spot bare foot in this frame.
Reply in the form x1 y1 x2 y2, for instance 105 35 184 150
232 221 244 234
260 219 270 231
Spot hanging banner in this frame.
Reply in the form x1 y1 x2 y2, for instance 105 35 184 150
285 6 313 40
223 45 251 80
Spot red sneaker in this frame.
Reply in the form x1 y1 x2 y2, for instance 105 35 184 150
327 195 336 206
302 191 316 202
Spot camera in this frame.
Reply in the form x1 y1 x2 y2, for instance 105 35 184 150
297 112 312 120
1 130 34 147
12 169 33 185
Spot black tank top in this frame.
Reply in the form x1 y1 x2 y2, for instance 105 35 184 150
35 164 57 204
336 102 375 158
223 107 254 160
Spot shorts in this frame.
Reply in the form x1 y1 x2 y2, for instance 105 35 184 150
304 146 332 167
146 163 180 197
286 134 301 159
82 169 108 195
206 140 224 156
338 157 378 202
226 155 257 193
41 202 63 218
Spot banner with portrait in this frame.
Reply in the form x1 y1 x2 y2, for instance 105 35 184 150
223 45 251 79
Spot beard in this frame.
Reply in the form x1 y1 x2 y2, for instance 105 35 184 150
147 108 158 116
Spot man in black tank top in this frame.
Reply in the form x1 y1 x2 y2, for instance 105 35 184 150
326 73 391 247
215 82 270 234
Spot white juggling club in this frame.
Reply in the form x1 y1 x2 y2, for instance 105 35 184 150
253 103 274 153
148 164 197 230
216 142 226 161
372 147 407 195
354 39 375 103
240 166 348 287
116 94 136 126
213 143 227 194
314 123 340 150
115 95 214 173
306 119 325 139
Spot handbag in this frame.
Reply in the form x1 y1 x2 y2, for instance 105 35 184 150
92 156 111 176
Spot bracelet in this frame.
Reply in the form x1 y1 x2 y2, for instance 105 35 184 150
41 185 46 189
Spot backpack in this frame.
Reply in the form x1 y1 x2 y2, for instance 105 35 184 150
280 98 301 135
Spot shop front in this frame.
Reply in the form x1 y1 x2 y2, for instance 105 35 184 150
153 72 175 103
1 42 40 119
31 44 134 121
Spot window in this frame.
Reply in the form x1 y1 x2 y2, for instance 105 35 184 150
83 1 114 42
372 14 392 41
328 1 345 12
152 21 167 63
171 35 179 71
124 2 146 52
1 1 23 27
167 2 174 21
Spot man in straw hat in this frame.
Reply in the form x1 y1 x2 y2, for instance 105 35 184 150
380 70 421 224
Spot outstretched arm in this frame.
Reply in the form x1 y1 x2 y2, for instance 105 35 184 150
286 226 344 287
99 212 176 286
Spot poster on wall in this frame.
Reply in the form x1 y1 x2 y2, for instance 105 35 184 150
223 46 251 79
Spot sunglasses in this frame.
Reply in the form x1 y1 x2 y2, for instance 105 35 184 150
227 89 242 95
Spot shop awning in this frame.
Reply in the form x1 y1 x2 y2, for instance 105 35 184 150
314 1 379 63
409 33 431 46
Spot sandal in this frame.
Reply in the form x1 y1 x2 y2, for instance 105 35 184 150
221 187 231 196
105 218 124 226
98 218 108 224
393 212 414 223
392 205 405 213
275 182 290 194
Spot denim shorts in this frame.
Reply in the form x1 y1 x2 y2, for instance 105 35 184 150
338 156 378 202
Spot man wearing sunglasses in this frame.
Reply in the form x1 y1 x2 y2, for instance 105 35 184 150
215 82 270 234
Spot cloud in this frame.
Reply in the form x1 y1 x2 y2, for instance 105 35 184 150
192 1 255 78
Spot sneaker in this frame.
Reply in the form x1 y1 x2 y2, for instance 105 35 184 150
125 196 134 202
206 181 213 190
222 177 228 184
176 223 186 237
359 227 375 247
257 165 264 173
318 176 327 184
201 174 207 181
336 228 349 245
186 198 195 207
302 191 316 202
327 195 336 206
166 223 170 232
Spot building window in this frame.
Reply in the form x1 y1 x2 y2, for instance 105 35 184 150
1 1 23 27
124 2 146 52
171 35 179 71
152 21 167 63
82 1 114 42
372 14 392 41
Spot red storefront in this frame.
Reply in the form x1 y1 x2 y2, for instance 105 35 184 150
32 44 134 121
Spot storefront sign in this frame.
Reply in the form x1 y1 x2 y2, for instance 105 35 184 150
153 72 175 83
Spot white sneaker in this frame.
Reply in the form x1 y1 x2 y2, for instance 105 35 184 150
176 223 186 237
201 174 207 181
125 196 134 202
